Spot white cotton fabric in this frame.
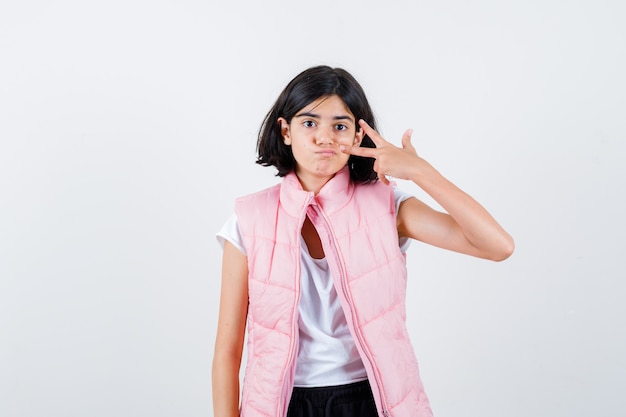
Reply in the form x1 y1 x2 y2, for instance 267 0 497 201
217 186 413 387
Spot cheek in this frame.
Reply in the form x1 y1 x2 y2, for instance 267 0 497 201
296 142 312 152
337 133 355 145
290 143 308 160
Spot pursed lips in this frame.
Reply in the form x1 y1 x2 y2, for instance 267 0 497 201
316 149 337 157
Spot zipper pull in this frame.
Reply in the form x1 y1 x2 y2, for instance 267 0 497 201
383 410 390 417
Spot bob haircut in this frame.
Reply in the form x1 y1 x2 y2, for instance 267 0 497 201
256 65 378 183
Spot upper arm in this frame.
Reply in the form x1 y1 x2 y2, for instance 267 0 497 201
396 197 489 259
214 241 249 359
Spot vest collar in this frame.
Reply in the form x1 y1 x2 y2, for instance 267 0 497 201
280 166 355 217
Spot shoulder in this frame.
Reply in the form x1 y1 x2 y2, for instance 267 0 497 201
353 179 393 197
234 183 282 236
235 183 281 210
352 180 397 211
392 186 414 211
353 182 415 219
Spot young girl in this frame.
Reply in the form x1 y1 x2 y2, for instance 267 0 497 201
213 66 514 417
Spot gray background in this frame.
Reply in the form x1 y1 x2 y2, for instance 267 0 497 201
1 1 624 416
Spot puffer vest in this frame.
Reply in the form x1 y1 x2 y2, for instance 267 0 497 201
234 166 433 417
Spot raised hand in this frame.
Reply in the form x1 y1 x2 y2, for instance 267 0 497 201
340 119 422 185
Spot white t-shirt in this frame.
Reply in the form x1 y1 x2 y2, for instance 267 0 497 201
217 187 413 387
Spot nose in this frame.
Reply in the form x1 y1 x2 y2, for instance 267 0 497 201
315 125 335 146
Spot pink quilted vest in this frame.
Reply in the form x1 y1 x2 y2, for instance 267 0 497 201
234 166 433 417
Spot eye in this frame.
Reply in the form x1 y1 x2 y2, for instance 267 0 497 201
335 123 349 131
303 120 316 128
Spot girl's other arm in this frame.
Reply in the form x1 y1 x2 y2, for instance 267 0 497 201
343 120 514 261
213 241 249 417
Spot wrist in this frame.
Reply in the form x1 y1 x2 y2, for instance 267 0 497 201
408 157 438 185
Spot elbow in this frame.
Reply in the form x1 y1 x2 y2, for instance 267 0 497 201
489 235 515 262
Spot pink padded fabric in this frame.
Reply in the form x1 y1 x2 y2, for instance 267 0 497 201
234 166 433 417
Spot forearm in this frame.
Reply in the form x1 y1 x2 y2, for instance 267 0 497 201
212 351 242 417
342 120 513 260
409 159 514 260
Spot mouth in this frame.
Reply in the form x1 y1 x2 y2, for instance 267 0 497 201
316 150 337 157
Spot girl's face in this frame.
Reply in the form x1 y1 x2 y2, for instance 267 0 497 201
278 95 364 193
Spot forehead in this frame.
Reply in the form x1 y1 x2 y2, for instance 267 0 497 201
297 95 353 118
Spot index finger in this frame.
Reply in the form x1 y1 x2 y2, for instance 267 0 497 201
358 119 387 148
340 144 378 158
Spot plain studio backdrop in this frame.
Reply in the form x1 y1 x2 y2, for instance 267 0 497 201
1 1 624 416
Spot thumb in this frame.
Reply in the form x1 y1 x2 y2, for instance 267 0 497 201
401 129 415 151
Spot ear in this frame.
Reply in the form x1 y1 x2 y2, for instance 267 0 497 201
353 126 365 146
278 117 291 145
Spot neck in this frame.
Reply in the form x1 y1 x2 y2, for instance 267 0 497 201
294 171 335 195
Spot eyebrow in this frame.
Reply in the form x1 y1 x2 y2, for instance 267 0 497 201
294 111 354 122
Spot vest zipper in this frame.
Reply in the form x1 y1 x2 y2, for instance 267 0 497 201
279 193 314 417
312 204 391 417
